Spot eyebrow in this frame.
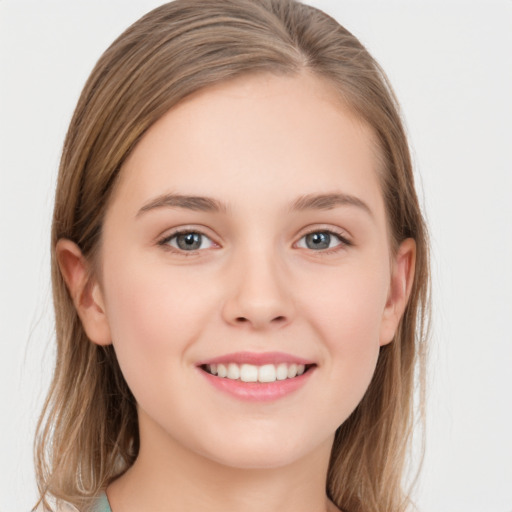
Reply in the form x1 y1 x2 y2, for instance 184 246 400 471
290 193 373 216
137 192 372 217
137 194 229 216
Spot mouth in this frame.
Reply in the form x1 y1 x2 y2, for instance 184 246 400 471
200 362 316 383
196 352 316 401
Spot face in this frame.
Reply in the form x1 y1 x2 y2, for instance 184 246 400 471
76 72 413 470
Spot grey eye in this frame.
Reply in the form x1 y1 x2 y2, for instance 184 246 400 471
297 231 342 250
166 232 214 251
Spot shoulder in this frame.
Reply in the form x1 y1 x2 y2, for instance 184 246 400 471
33 502 79 512
33 492 110 512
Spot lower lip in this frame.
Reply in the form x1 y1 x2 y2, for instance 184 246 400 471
198 367 315 402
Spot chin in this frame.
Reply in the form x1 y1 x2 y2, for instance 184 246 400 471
192 425 331 470
204 447 305 470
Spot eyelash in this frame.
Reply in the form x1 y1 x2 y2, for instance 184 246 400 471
299 228 352 254
157 228 352 256
158 229 217 256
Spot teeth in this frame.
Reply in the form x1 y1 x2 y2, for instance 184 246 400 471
276 363 288 380
217 364 227 378
227 363 240 380
258 364 276 383
240 364 258 382
205 362 310 382
287 363 298 378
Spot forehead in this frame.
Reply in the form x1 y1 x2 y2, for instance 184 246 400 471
110 71 385 221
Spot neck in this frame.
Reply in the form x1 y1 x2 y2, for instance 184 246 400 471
107 413 337 512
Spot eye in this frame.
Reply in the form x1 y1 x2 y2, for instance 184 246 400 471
160 230 215 252
296 230 349 251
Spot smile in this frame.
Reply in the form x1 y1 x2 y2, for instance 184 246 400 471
202 362 310 383
197 352 316 401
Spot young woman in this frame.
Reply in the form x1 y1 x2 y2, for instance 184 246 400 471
33 1 430 511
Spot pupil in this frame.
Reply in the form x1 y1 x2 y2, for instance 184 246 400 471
306 232 330 250
177 233 201 250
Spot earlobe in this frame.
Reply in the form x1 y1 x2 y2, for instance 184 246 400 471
379 238 416 346
56 239 112 346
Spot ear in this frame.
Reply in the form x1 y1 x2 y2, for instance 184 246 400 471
379 238 416 346
56 239 112 346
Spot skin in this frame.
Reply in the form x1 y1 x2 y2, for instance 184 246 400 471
58 71 415 512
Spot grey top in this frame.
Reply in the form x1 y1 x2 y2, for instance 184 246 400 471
91 492 112 512
34 492 112 512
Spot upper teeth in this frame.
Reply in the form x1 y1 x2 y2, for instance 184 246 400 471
206 363 306 383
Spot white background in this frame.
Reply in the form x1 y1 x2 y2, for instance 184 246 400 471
1 1 511 511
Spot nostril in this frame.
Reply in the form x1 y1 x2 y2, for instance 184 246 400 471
232 314 288 326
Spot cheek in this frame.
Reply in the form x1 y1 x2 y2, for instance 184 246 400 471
100 258 216 393
103 252 214 337
298 263 389 416
302 259 389 346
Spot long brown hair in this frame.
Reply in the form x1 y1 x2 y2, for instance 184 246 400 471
34 1 430 511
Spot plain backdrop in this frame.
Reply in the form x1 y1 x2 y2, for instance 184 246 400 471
1 1 511 511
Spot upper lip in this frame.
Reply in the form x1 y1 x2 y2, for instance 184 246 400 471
196 351 315 366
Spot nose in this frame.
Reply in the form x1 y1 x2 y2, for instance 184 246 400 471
221 247 294 330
